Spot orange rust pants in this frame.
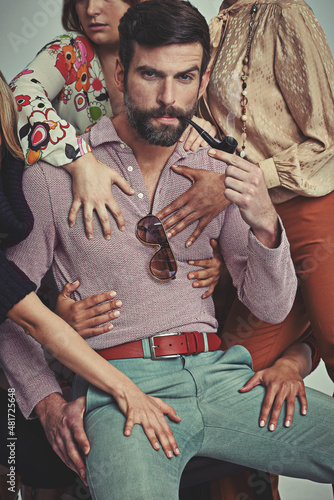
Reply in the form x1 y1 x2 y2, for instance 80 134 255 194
211 192 334 500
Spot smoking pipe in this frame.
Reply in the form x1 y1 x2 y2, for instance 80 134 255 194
180 116 238 154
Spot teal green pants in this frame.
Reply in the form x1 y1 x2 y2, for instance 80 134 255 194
73 344 334 500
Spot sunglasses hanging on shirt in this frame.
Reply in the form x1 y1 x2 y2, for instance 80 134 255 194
136 215 177 281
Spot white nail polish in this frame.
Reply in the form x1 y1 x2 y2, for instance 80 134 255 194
259 420 265 428
269 423 275 431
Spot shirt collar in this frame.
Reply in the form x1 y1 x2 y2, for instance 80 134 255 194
88 116 122 148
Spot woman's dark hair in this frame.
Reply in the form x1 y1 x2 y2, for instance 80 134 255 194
118 0 211 79
62 0 140 36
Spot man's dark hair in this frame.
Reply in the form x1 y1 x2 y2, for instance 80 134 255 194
118 0 211 79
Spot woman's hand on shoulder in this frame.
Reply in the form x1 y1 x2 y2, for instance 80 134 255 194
64 152 135 239
179 116 217 152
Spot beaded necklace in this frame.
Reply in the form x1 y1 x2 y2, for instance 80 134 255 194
240 2 259 158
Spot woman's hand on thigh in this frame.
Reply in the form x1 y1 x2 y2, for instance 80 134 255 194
239 359 308 431
115 380 181 459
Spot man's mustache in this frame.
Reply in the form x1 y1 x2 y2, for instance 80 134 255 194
149 106 189 119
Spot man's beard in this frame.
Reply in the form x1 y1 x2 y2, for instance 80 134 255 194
124 89 198 147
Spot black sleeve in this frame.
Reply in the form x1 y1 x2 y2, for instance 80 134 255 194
0 250 36 324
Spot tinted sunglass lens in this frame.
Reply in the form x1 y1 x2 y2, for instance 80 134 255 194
150 247 177 280
137 216 166 244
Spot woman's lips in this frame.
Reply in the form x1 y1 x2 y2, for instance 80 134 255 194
88 23 108 31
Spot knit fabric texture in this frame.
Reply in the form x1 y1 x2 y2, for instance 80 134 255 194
0 117 297 418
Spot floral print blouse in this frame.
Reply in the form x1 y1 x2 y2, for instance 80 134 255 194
10 33 112 167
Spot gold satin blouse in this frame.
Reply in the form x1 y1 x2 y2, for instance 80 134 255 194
201 0 334 203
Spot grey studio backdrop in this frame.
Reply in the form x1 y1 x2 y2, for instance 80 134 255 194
0 1 333 499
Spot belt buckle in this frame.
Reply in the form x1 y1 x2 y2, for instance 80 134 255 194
149 332 181 360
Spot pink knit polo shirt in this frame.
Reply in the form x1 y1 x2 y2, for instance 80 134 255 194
0 117 297 417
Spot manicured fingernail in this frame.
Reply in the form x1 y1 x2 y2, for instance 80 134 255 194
125 430 131 436
175 448 180 455
167 451 173 458
87 234 93 239
302 407 307 415
154 443 160 450
115 300 122 307
120 226 125 232
105 235 111 240
113 311 120 317
108 325 113 330
186 240 193 248
188 260 194 265
167 232 172 238
69 223 74 228
129 188 135 194
73 280 79 285
285 420 291 428
208 149 217 156
110 291 117 298
259 420 265 428
189 273 194 279
193 282 199 287
269 424 275 432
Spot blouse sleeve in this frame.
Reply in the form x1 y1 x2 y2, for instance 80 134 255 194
0 251 36 324
290 325 321 374
259 4 334 196
10 34 92 168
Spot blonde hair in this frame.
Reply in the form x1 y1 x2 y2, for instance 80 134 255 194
0 70 24 161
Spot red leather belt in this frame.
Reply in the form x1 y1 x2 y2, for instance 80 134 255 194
97 332 221 360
